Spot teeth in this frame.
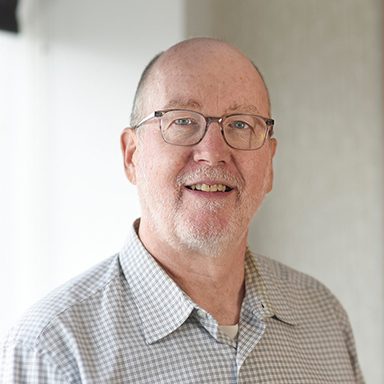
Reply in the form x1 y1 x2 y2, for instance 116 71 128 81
189 183 229 192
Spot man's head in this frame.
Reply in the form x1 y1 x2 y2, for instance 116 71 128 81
121 38 276 256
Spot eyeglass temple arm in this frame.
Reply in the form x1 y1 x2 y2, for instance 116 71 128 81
266 119 274 137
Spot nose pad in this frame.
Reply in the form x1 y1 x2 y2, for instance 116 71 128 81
204 118 226 142
200 120 227 146
193 120 231 165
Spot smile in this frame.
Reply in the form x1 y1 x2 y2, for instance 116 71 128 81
186 183 233 192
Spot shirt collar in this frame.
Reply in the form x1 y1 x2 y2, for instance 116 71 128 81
119 220 195 344
119 221 297 345
247 250 298 326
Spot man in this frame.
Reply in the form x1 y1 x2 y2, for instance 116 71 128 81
1 38 364 383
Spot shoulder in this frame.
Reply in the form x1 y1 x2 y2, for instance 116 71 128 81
4 254 123 349
246 254 364 382
253 253 349 323
255 253 326 289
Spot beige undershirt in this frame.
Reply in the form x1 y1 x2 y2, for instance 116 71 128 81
218 324 239 339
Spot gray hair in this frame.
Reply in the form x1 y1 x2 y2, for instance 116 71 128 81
130 52 163 127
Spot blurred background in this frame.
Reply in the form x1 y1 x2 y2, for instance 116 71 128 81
0 0 382 382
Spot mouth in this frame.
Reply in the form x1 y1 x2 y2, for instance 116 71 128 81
185 183 233 193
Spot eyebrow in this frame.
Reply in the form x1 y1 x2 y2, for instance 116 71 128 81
162 99 261 115
227 103 261 114
163 98 203 110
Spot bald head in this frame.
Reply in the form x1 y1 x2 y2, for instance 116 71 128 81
130 38 271 127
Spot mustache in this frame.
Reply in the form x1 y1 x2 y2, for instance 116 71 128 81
176 166 244 189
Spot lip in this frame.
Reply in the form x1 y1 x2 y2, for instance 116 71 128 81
183 180 235 197
184 186 235 199
184 179 236 191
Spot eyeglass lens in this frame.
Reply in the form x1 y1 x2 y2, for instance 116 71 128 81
160 110 269 150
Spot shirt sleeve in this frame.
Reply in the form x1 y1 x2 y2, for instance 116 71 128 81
1 340 70 384
333 296 365 384
343 316 365 384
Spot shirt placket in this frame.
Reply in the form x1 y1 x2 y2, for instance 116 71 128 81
236 304 266 382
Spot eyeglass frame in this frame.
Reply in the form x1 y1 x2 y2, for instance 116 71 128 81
132 109 275 151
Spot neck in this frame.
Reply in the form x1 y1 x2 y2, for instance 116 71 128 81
138 219 248 325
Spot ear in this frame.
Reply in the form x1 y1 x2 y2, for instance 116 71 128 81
120 128 138 184
265 138 277 193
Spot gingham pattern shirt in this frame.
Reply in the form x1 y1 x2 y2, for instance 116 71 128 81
1 221 364 383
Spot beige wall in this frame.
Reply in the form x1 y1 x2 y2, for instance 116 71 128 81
186 0 383 383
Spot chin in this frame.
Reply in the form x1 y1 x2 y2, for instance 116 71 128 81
173 214 244 256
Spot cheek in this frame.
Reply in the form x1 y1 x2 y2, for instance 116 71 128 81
135 140 191 186
241 157 271 194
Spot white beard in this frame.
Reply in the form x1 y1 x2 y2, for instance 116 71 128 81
136 164 269 257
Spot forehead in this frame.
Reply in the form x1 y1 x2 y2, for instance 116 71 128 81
144 43 270 116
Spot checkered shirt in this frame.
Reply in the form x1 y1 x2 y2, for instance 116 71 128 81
1 221 364 383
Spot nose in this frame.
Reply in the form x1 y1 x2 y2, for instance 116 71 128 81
192 120 231 166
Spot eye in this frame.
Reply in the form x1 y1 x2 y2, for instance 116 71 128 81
174 118 194 126
230 120 251 130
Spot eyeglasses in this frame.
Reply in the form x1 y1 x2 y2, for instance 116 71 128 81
133 109 275 150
